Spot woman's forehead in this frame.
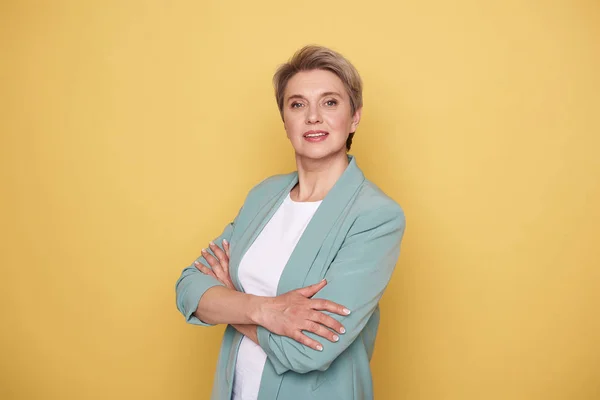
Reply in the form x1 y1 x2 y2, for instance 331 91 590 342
284 70 346 98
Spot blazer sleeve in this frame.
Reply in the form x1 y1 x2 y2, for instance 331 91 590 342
175 210 241 327
256 204 406 374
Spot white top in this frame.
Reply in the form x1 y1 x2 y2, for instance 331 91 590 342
232 193 322 400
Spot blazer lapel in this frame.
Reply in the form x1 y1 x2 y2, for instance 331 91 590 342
230 155 366 294
276 155 365 295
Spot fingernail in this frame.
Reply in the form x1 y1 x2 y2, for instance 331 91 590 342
340 327 346 334
223 239 228 245
209 241 215 246
343 308 351 315
201 248 207 253
194 261 199 265
333 335 339 342
316 345 323 351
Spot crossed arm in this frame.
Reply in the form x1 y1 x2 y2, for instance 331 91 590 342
195 241 348 351
176 205 405 374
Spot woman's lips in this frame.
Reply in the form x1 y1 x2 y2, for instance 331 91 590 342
303 131 329 142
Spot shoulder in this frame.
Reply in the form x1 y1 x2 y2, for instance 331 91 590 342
238 172 295 210
247 172 296 197
343 179 406 239
355 179 405 222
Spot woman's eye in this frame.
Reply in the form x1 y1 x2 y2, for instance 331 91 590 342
325 100 338 106
291 102 303 108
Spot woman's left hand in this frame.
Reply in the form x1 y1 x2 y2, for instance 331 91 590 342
194 239 236 290
194 240 257 342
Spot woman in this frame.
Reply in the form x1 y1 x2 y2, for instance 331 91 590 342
175 45 405 400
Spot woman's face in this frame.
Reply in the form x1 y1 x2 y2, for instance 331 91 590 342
282 69 361 161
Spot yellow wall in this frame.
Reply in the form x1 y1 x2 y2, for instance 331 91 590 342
1 1 599 399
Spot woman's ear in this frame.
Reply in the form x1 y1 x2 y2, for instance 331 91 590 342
350 107 362 133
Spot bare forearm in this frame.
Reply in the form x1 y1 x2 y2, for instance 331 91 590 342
232 324 259 345
194 286 263 325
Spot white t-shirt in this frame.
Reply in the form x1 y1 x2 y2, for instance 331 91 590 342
232 193 322 400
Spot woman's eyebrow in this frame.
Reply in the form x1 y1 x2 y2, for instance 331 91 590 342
286 94 306 102
286 92 342 102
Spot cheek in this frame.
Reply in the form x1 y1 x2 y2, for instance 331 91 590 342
283 119 298 140
326 113 352 131
284 114 302 134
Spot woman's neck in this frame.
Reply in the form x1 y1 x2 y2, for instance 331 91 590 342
291 152 349 202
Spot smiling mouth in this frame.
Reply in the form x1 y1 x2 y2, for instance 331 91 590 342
303 131 329 138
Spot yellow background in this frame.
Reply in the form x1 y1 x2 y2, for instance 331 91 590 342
1 1 599 399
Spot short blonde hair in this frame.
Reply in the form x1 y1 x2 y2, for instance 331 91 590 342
273 45 363 151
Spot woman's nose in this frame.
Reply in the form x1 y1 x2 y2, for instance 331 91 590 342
305 105 322 124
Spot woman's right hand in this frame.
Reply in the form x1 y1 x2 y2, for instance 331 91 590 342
255 280 351 351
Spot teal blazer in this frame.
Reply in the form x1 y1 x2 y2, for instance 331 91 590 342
176 156 406 400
